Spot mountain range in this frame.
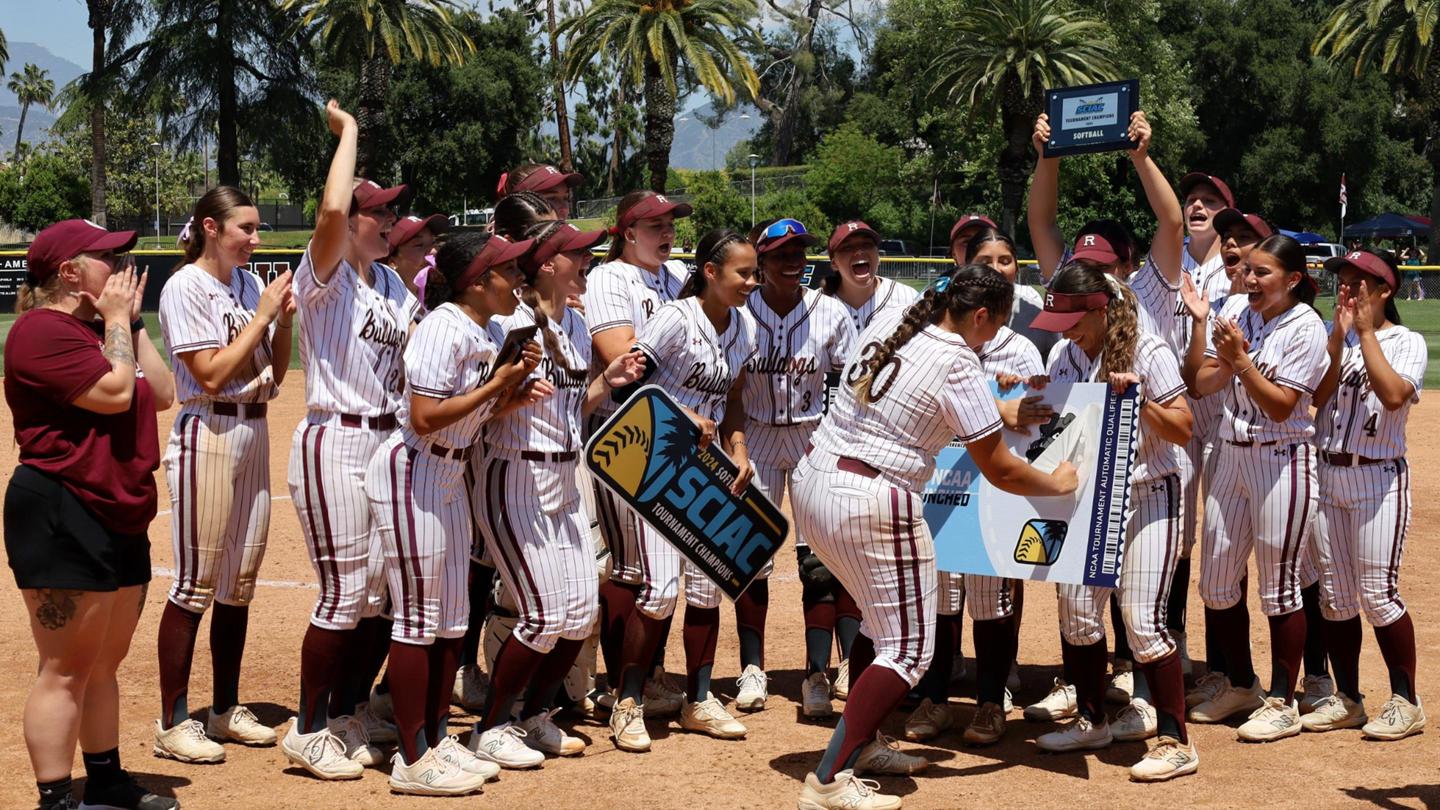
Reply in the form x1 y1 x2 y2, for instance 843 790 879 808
0 41 86 150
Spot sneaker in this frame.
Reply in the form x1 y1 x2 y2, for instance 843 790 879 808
1007 662 1021 693
368 688 395 723
206 705 276 747
1362 694 1427 741
433 734 501 780
644 669 685 717
1186 671 1228 709
797 769 901 810
327 715 382 766
388 748 485 797
279 720 362 780
833 659 850 701
735 665 769 712
452 665 490 713
1173 630 1193 678
963 702 1006 746
1036 716 1113 753
1297 673 1335 715
852 732 929 775
609 697 651 752
356 700 399 745
1113 698 1158 742
78 772 179 810
680 694 747 739
1190 677 1265 723
468 722 545 769
520 709 586 756
588 688 616 717
1024 679 1077 722
1129 736 1199 782
903 698 953 742
1300 694 1367 732
802 672 834 719
1003 688 1014 713
1107 661 1134 705
1236 696 1302 742
152 719 225 764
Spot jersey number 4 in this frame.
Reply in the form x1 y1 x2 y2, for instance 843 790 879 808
1363 412 1379 438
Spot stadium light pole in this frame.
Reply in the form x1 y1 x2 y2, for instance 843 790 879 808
748 153 759 229
151 141 162 239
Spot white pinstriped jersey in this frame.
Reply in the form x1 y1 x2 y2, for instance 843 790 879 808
634 297 758 423
294 246 419 415
1128 255 1185 354
399 302 497 451
484 303 591 453
742 288 856 426
583 259 689 335
1205 294 1328 443
829 276 921 333
812 307 1003 490
1317 325 1427 459
1046 333 1186 482
976 325 1044 378
159 263 277 405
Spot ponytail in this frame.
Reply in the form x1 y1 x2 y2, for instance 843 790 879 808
179 186 255 269
15 275 61 313
1049 262 1138 377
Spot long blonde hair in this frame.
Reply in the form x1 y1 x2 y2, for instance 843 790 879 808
1051 261 1138 376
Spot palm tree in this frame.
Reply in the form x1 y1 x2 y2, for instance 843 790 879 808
75 0 145 225
547 0 574 172
0 27 9 77
560 0 762 193
8 64 55 159
283 0 474 180
1314 0 1440 258
927 0 1118 235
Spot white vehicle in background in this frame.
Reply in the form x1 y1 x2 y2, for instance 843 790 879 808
1303 242 1344 263
449 208 494 228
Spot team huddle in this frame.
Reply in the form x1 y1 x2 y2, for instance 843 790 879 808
5 101 1426 810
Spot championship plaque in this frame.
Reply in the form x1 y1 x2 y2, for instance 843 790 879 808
1042 79 1140 158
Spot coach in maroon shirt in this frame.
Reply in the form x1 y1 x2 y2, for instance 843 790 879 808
3 219 175 810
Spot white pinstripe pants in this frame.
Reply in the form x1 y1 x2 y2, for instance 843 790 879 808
942 574 1014 621
164 404 271 611
288 413 393 630
366 436 472 645
750 421 814 580
791 447 936 688
475 452 600 652
1200 442 1316 617
1058 474 1182 663
1313 459 1411 627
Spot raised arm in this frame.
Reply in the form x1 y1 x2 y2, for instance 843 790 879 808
1027 114 1066 281
1128 112 1183 285
310 101 359 285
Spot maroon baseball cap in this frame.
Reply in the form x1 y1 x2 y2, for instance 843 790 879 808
949 213 997 245
615 193 693 231
1324 249 1398 289
828 220 881 253
516 165 584 194
1071 232 1124 265
1212 208 1273 241
26 219 138 284
353 179 412 212
1030 290 1111 332
529 223 608 271
1178 172 1236 209
456 235 535 290
387 214 449 249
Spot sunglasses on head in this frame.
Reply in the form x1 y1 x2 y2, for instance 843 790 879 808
761 218 808 240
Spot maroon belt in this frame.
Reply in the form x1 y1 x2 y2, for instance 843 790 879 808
340 413 398 430
429 443 471 461
1321 451 1389 467
1227 439 1278 448
212 402 267 419
804 441 879 478
521 450 578 463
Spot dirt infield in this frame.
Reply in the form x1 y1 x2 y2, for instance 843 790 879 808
0 377 1437 808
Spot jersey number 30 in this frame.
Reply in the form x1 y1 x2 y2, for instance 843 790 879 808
845 341 903 402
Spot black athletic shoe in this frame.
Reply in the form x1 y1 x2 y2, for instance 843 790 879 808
39 794 79 810
79 775 179 810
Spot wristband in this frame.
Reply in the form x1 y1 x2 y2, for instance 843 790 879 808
131 315 145 333
1237 364 1256 377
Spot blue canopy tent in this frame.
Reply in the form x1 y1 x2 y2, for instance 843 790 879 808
1342 213 1430 241
1278 229 1327 244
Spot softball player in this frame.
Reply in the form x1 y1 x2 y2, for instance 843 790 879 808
823 220 920 333
793 264 1077 810
280 102 417 780
497 163 584 220
471 220 647 763
741 219 857 718
1303 250 1426 740
583 191 695 722
1028 263 1198 781
365 230 542 796
1180 234 1327 743
386 213 448 299
947 214 996 263
153 186 292 764
961 226 1055 360
604 228 759 752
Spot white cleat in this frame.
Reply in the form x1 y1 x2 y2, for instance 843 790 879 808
433 734 501 780
1112 698 1158 742
452 665 490 713
1300 694 1367 732
1024 679 1077 722
468 722 546 769
1186 671 1227 709
388 748 485 796
1189 677 1264 723
1107 661 1134 705
520 708 586 756
206 705 277 746
327 715 382 766
802 672 834 719
1297 673 1335 715
681 694 747 739
1362 694 1427 741
644 669 685 717
1129 736 1199 782
609 697 651 752
280 720 362 780
153 718 225 764
1036 715 1113 753
852 731 929 775
1237 696 1302 742
833 659 850 701
355 700 399 745
797 769 901 810
735 665 769 712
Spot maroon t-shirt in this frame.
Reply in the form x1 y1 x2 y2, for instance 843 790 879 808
4 309 160 534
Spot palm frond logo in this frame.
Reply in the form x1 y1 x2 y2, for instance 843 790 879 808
1013 519 1067 566
637 397 695 502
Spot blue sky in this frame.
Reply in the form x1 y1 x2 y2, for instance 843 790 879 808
2 0 94 67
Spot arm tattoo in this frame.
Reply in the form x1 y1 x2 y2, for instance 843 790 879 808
102 322 136 367
34 589 81 630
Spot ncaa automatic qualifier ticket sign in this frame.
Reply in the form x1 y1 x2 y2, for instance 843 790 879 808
586 385 789 600
925 381 1139 588
1043 79 1140 158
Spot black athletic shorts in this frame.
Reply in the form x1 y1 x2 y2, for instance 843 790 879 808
4 465 152 591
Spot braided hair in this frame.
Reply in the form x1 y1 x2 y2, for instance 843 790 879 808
1049 260 1139 377
680 228 749 299
426 231 501 312
492 191 555 239
854 264 1014 403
